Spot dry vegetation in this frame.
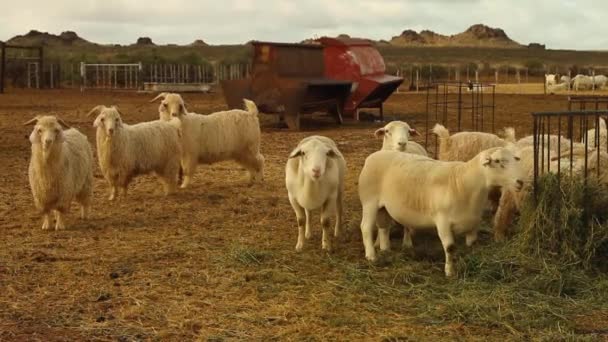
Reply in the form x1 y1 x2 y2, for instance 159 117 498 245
0 90 607 340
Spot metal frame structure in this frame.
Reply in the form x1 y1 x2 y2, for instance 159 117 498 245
80 62 143 91
0 42 44 93
532 109 608 198
425 81 496 156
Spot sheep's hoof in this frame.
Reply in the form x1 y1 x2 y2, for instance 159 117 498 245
108 195 116 201
295 243 304 252
55 224 65 231
445 267 457 278
322 242 332 252
365 254 377 262
41 223 49 230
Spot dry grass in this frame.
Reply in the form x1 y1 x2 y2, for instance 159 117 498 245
0 90 607 340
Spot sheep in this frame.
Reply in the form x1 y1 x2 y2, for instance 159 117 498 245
547 82 569 94
432 123 516 162
358 147 524 276
87 105 181 200
572 75 593 91
374 120 427 156
593 75 608 89
560 75 571 86
25 115 93 230
516 134 572 153
545 74 557 87
150 93 264 188
493 145 608 240
373 120 427 249
583 117 607 149
285 136 346 252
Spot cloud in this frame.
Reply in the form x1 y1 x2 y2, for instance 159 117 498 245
0 0 606 49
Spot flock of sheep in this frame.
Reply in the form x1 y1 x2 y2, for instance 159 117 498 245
545 73 608 92
24 93 608 277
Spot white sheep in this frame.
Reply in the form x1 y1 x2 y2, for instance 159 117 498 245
358 147 524 276
151 93 264 188
374 120 427 249
25 116 94 230
582 117 607 149
516 134 572 153
374 120 427 156
593 75 608 89
87 105 181 200
560 75 571 86
572 74 593 91
547 82 569 94
286 136 346 252
545 74 557 87
432 123 516 162
494 145 608 240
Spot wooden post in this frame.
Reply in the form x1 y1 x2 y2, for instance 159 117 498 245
50 63 54 88
0 42 5 93
415 69 419 92
38 46 44 89
568 70 572 91
475 70 479 83
592 69 596 92
80 62 86 92
494 70 498 85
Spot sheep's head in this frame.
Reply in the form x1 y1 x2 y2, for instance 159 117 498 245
375 121 419 152
150 92 187 121
479 147 524 192
88 105 124 137
289 138 339 181
24 115 70 152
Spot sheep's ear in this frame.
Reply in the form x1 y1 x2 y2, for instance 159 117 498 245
409 128 421 136
111 105 124 118
288 148 303 159
180 102 188 115
57 117 70 129
374 128 387 138
87 105 105 118
23 116 40 126
150 92 169 103
326 149 338 158
480 152 492 167
93 115 103 128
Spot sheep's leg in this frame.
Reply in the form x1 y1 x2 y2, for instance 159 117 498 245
360 204 379 261
493 189 517 242
304 209 312 240
402 227 414 249
288 194 306 252
334 190 343 238
321 200 336 252
181 158 196 189
465 229 478 247
54 209 66 231
238 153 265 184
109 186 118 201
375 209 392 252
41 212 51 230
436 215 456 277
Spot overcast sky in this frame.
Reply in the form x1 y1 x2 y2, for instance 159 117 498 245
0 0 605 50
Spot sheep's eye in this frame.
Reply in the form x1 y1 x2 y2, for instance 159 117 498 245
301 152 306 157
38 129 42 134
100 118 105 122
115 118 119 123
514 156 521 161
163 103 168 108
55 129 60 133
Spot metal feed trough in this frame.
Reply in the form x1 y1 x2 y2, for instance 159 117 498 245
221 38 402 129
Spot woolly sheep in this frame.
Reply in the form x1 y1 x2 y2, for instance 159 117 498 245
373 120 427 249
582 117 607 150
572 74 594 91
286 136 346 252
25 116 93 230
88 105 181 200
432 123 516 162
151 93 264 188
358 147 524 276
516 134 572 153
493 145 608 240
374 120 427 156
545 74 557 87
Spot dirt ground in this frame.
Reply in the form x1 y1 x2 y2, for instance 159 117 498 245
0 89 601 340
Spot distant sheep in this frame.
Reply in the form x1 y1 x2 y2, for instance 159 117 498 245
432 124 516 162
25 116 93 230
286 136 346 252
358 147 524 276
88 105 181 200
151 93 264 188
545 74 557 87
516 134 572 153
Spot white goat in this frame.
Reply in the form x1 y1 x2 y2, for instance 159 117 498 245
358 147 524 276
151 93 264 188
25 116 93 230
516 134 572 153
88 105 181 200
286 136 346 252
374 120 427 156
432 124 516 162
572 75 593 91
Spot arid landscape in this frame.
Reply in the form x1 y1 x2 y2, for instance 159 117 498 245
1 89 607 340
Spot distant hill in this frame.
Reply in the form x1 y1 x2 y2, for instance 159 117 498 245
390 24 522 48
7 30 95 47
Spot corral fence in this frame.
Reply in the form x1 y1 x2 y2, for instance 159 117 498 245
80 63 143 91
425 81 496 156
543 67 608 94
395 64 537 92
0 43 44 93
